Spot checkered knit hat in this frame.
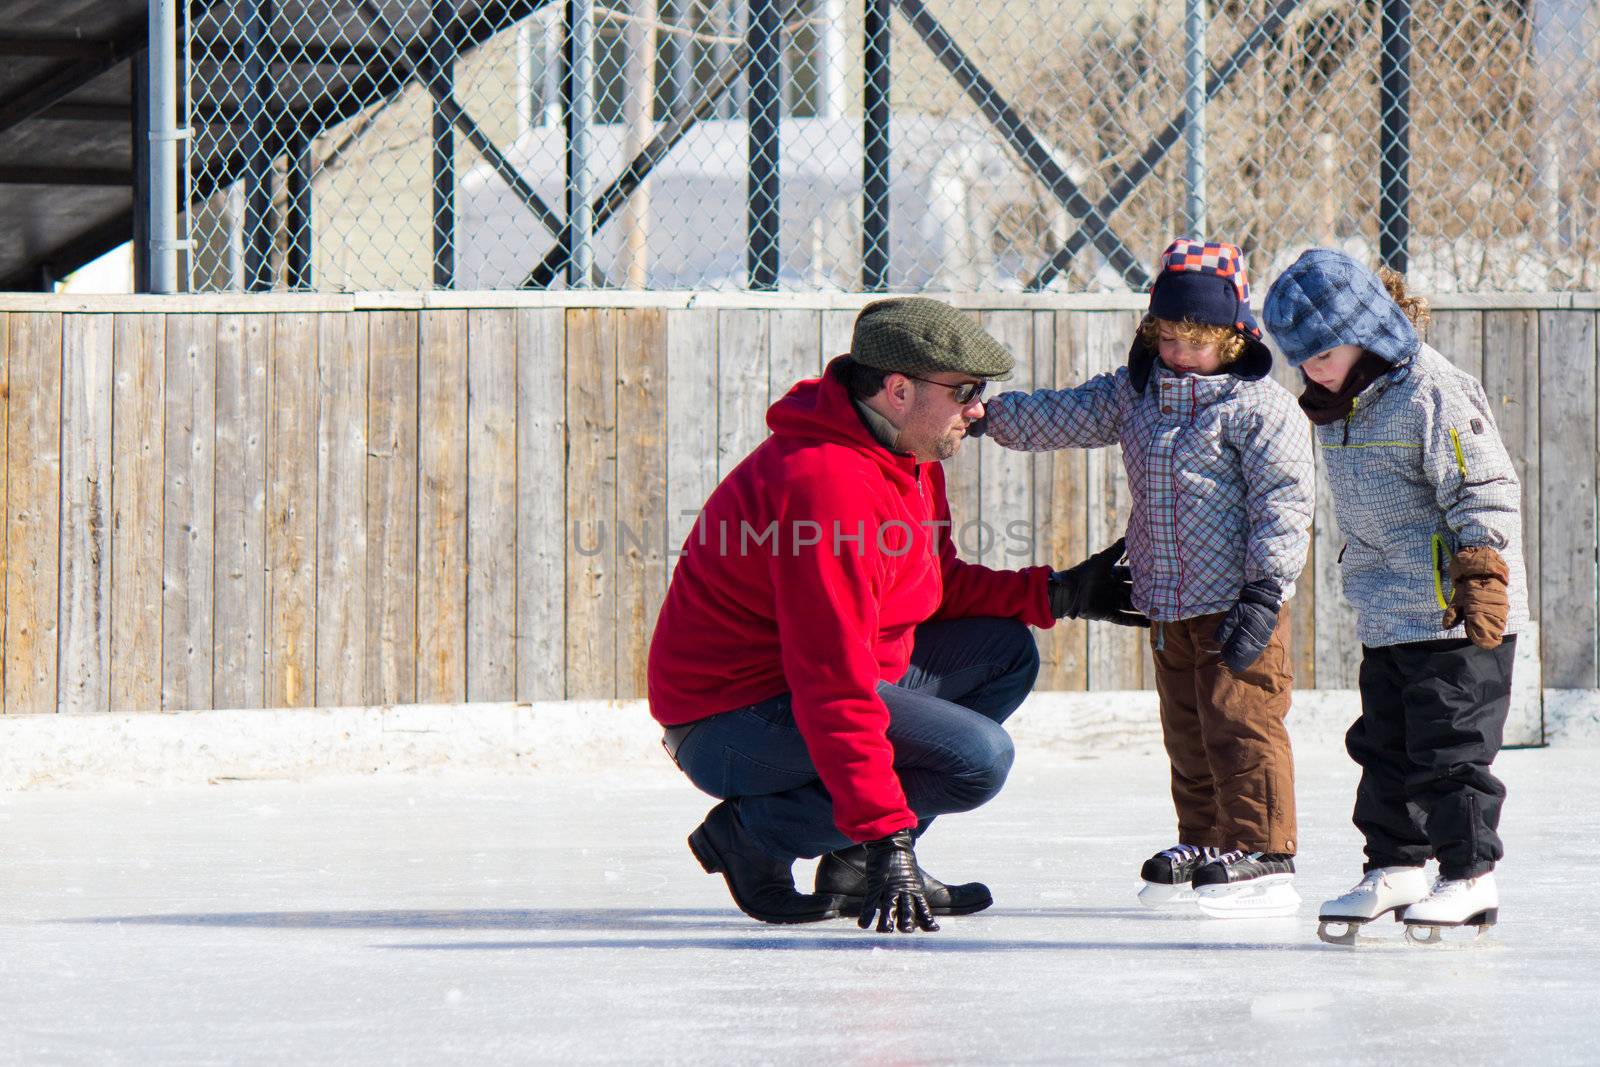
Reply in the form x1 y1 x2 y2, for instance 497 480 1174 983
1146 237 1263 339
1262 248 1420 368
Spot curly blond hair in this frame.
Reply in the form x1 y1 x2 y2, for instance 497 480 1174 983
1377 266 1432 329
1137 316 1248 367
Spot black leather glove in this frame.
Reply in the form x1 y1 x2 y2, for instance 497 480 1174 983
856 829 939 933
1215 578 1282 673
964 414 988 438
1049 537 1150 628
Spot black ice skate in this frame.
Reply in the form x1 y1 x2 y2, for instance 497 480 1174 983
1137 844 1220 908
1191 850 1300 918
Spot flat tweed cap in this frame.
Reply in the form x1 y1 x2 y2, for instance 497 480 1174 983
850 297 1015 380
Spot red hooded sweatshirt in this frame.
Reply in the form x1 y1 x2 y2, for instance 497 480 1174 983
647 358 1055 841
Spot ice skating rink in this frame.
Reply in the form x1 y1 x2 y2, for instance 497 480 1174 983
2 740 1594 1065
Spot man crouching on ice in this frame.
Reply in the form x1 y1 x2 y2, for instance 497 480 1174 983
647 297 1147 933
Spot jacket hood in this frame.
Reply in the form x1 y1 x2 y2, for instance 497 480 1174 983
1262 248 1420 368
766 357 920 478
1127 323 1274 393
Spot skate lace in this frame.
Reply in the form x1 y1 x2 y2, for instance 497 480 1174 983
1213 849 1249 867
1428 876 1468 899
1159 844 1206 862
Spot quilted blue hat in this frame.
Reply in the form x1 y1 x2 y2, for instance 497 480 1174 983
1262 248 1420 368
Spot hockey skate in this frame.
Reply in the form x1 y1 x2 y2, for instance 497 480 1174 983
1192 850 1300 918
1401 872 1498 945
1316 866 1430 946
1137 844 1220 908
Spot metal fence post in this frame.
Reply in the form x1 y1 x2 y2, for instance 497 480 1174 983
147 0 180 293
565 0 595 287
1183 0 1207 238
431 0 456 288
748 0 782 290
241 0 276 292
1380 0 1411 273
862 0 891 292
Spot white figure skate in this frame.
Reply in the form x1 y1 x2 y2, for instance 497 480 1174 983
1401 872 1498 945
1192 850 1300 919
1316 866 1430 946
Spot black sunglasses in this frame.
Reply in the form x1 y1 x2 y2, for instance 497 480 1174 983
899 373 988 405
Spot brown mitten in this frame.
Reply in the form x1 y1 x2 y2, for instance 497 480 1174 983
1440 546 1510 649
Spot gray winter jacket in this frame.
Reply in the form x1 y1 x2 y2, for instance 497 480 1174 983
984 339 1315 622
1316 343 1529 647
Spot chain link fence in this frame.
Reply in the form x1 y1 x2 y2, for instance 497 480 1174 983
182 0 1600 293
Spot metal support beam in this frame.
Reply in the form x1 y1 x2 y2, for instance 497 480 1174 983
564 0 596 286
132 47 152 293
1024 0 1305 291
0 15 148 140
747 0 782 291
149 0 181 293
1379 0 1411 273
0 166 131 186
285 126 313 289
862 0 891 291
892 0 1149 290
430 0 457 288
241 0 276 293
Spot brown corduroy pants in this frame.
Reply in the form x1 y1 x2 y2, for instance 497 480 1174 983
1151 607 1297 854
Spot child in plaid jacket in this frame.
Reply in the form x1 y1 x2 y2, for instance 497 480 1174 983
976 239 1315 914
1265 249 1526 940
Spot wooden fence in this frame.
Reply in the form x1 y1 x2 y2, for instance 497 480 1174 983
0 291 1592 717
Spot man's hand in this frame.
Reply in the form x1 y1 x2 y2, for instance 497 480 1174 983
1441 545 1510 649
964 414 988 439
1049 538 1149 628
1215 579 1281 673
856 830 939 933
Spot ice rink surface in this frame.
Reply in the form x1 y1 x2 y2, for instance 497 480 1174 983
2 740 1596 1065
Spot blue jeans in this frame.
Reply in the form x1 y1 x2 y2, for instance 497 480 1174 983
669 617 1041 860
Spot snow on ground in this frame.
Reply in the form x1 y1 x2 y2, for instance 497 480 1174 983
1 728 1595 1065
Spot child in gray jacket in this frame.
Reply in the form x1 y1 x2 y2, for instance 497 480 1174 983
977 239 1315 916
1264 249 1527 945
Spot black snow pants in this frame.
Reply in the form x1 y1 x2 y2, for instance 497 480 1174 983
1348 636 1516 880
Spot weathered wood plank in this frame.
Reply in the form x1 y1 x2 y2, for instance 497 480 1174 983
5 313 61 714
0 314 6 709
265 313 319 708
58 315 114 713
716 309 769 480
665 309 718 557
365 311 419 706
162 314 216 711
768 308 821 403
821 309 855 370
978 310 1034 568
1483 311 1540 624
1538 311 1597 688
565 308 618 699
1426 309 1485 380
416 310 468 703
466 308 517 701
213 314 269 709
516 308 566 701
1084 311 1143 690
944 313 983 564
313 313 369 706
616 307 668 699
1038 309 1087 690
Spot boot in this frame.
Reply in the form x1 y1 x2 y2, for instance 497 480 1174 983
687 801 838 924
815 843 993 916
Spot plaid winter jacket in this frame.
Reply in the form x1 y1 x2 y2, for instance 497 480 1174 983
984 340 1315 621
1317 344 1528 647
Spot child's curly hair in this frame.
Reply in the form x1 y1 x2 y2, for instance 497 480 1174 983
1377 266 1432 329
1137 316 1248 367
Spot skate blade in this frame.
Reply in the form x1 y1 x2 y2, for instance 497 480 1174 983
1402 909 1498 946
1316 919 1399 947
1137 882 1197 908
1195 881 1301 919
